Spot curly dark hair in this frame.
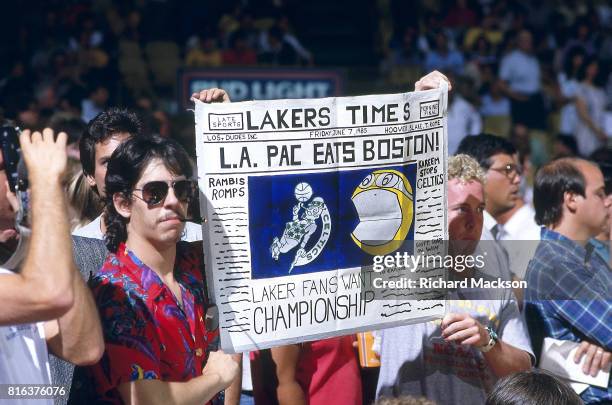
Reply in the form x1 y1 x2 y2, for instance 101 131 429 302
103 134 193 252
79 108 142 178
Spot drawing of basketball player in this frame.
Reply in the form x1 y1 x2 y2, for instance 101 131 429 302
270 192 326 272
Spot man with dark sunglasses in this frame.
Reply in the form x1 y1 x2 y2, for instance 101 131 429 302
75 108 202 241
58 108 209 405
133 179 197 206
85 134 239 404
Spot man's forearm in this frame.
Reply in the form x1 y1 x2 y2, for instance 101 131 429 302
499 81 526 101
270 345 306 405
119 374 226 405
556 300 612 349
483 340 532 377
0 129 74 325
46 274 103 365
277 381 307 405
26 179 75 297
0 180 75 325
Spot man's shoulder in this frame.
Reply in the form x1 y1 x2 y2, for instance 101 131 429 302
504 205 540 239
72 235 107 252
72 236 108 280
90 253 126 285
500 50 519 63
525 238 602 298
453 96 476 113
526 240 571 275
89 253 152 303
72 216 103 239
501 50 533 67
534 237 583 264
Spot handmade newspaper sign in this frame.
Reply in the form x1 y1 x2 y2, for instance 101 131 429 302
195 86 448 353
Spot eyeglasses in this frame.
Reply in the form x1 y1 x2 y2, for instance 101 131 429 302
132 180 197 206
488 163 522 179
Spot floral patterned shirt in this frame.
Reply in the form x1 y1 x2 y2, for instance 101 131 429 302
87 242 217 404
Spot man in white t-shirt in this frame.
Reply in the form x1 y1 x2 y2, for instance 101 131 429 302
0 308 52 405
456 134 521 286
456 133 542 292
0 128 103 404
376 154 533 405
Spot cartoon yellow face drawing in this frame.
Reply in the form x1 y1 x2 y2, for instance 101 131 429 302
351 169 414 255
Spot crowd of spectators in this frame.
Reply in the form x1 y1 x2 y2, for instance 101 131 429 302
378 0 612 166
0 0 311 141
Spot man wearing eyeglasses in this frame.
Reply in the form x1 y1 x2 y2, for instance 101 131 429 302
455 134 525 286
456 134 523 242
85 134 239 404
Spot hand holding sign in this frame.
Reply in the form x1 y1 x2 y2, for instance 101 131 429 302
192 87 231 103
202 350 240 392
415 70 452 92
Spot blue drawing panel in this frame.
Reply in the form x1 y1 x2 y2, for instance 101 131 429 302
248 163 417 279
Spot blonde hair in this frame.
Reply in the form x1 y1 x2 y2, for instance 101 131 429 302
64 158 103 230
448 154 486 184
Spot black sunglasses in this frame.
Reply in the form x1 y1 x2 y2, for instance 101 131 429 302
132 180 197 206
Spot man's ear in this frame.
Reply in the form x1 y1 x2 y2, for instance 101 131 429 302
564 191 579 213
113 192 132 219
85 173 97 189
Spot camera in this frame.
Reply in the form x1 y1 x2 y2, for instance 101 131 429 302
0 126 29 226
0 126 23 191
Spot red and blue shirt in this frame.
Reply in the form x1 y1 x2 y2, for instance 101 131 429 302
87 242 217 404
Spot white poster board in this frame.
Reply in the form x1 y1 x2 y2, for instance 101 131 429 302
195 87 448 353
